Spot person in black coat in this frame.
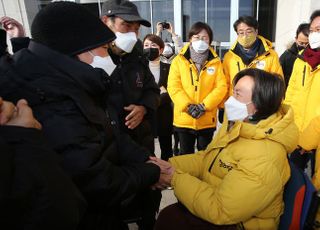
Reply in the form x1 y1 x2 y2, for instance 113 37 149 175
101 0 160 154
280 23 309 87
0 98 86 230
0 2 162 230
143 34 174 161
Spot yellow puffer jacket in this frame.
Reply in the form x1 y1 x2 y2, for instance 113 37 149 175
284 55 320 132
169 105 298 230
299 115 320 190
167 43 227 130
223 35 283 95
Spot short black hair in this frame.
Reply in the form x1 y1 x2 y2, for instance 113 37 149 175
296 23 309 37
188 21 213 44
233 68 285 119
143 34 164 49
233 15 259 32
310 10 320 23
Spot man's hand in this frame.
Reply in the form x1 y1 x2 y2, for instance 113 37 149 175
0 16 25 38
0 98 42 129
124 104 146 129
160 86 167 94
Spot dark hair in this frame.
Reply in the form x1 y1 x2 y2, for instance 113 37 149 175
143 34 164 49
296 23 309 37
233 15 259 32
188 21 213 44
310 10 320 23
233 68 285 119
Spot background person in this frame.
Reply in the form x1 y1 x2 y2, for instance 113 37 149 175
280 23 309 87
101 0 160 155
153 68 298 230
143 34 173 161
223 15 283 96
167 21 227 155
285 10 320 177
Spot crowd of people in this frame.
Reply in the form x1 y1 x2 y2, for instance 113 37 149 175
0 0 319 229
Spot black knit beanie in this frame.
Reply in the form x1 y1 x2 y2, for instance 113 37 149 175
31 2 116 56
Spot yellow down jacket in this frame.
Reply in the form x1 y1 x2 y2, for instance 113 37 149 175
299 115 320 190
169 105 298 230
167 43 227 130
284 55 320 132
223 35 283 95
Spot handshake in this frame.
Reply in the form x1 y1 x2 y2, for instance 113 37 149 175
148 156 175 190
187 103 206 119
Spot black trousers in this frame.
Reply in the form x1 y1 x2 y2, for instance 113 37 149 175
158 135 173 161
155 203 238 230
175 128 215 155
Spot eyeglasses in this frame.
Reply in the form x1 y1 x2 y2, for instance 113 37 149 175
237 29 255 36
296 41 309 47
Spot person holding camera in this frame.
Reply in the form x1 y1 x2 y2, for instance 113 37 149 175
167 22 227 155
156 21 184 55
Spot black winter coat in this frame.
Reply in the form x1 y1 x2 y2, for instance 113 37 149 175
280 43 300 87
108 42 160 153
0 41 160 229
0 126 86 230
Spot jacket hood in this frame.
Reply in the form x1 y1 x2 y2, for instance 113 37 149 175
213 104 298 153
239 104 298 153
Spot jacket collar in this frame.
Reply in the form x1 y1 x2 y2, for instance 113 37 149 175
28 41 108 97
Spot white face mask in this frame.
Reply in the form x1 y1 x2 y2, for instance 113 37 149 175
162 44 174 58
114 31 137 53
224 96 251 121
89 51 116 75
309 32 320 49
192 40 209 53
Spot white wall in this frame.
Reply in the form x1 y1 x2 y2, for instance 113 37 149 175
275 0 320 55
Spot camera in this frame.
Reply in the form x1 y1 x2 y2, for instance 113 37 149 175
160 21 170 30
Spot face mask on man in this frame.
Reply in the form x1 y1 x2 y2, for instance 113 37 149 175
192 40 209 53
237 33 256 48
296 44 307 51
224 96 252 121
114 32 137 53
89 51 116 75
143 47 159 61
308 32 320 49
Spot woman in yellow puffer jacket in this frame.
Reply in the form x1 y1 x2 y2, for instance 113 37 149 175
167 22 227 155
153 69 298 230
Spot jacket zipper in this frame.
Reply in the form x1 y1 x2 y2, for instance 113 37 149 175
302 65 306 86
190 67 194 86
237 62 240 72
208 148 223 172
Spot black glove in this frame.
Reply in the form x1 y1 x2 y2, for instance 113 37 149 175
187 104 198 118
195 103 205 119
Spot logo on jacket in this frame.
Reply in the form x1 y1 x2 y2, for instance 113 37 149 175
136 72 143 88
256 60 266 70
207 67 215 75
219 159 233 171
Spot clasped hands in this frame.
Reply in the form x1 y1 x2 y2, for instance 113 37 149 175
148 156 175 190
187 103 205 119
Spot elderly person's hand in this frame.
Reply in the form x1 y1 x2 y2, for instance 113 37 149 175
0 16 25 38
148 156 175 190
